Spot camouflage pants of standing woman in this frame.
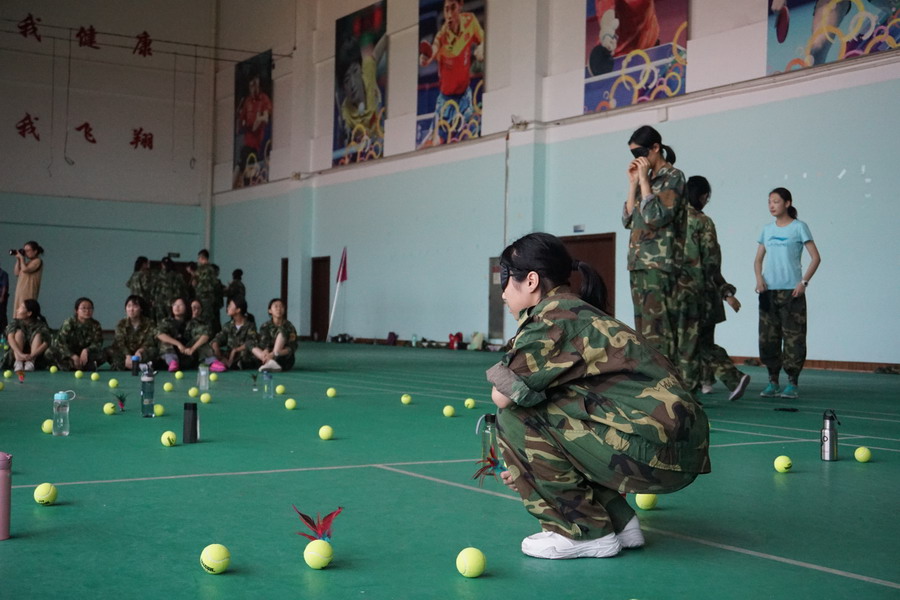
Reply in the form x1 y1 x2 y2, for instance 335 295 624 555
758 290 807 384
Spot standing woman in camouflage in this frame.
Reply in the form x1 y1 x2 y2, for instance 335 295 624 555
754 188 821 399
126 257 155 308
622 126 686 361
46 297 104 371
487 233 710 560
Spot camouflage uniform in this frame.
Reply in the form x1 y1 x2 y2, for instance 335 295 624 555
194 263 221 335
126 270 156 305
759 291 807 383
213 319 259 370
156 317 213 369
224 279 246 306
673 206 705 392
105 317 159 370
255 319 299 370
622 164 687 361
2 318 52 369
486 287 710 541
153 270 189 323
46 317 104 370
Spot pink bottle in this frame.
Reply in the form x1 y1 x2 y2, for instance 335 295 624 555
0 451 11 541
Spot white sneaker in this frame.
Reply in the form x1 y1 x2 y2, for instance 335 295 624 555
13 360 23 371
701 383 714 394
617 515 645 549
521 531 621 559
258 359 282 372
729 374 751 402
23 361 35 372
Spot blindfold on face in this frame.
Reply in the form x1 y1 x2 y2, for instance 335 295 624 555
630 147 650 159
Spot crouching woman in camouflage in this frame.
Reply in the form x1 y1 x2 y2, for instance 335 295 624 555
486 232 711 560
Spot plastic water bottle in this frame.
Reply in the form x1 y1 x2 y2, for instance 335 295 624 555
821 409 840 461
140 366 155 418
131 355 140 376
53 391 75 436
197 364 209 392
0 451 11 541
262 371 274 399
481 414 499 465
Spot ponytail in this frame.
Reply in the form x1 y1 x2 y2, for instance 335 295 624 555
660 144 676 165
573 260 609 313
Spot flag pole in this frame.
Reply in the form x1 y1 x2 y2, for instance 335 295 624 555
326 247 348 342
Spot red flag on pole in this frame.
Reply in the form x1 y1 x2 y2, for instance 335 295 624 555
336 247 348 283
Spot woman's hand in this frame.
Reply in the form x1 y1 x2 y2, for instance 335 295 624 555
500 469 518 492
792 282 806 298
755 280 768 294
491 386 513 409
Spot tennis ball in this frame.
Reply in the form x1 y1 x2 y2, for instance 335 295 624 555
304 539 333 569
108 378 119 388
854 447 872 463
3 370 12 378
275 384 286 395
49 365 58 373
401 393 412 404
200 392 212 404
319 425 334 440
41 419 53 434
209 373 218 382
456 547 486 578
161 431 177 446
774 455 792 473
103 402 116 415
326 387 337 398
200 543 230 574
443 405 455 417
464 398 476 409
34 483 58 505
188 387 199 398
74 370 84 379
175 370 184 380
635 493 658 510
285 398 297 410
154 404 165 417
91 372 101 381
163 382 174 392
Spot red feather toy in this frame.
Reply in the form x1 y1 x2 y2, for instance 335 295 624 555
472 445 504 487
293 506 343 542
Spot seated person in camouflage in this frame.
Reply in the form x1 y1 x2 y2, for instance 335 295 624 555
105 295 159 370
251 298 298 372
211 297 259 371
156 297 219 372
46 297 105 371
486 233 710 560
4 299 51 371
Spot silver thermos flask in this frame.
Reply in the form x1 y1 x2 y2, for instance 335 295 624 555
820 409 840 461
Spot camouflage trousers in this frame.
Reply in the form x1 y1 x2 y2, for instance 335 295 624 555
629 269 677 361
674 286 702 392
759 290 807 383
44 345 105 371
698 322 743 390
105 345 160 371
497 402 699 540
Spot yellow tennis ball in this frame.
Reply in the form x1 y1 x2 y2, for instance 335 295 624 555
209 373 218 382
34 483 58 505
464 398 476 409
200 543 230 574
188 387 199 398
163 382 174 392
91 372 101 381
285 398 297 410
108 378 119 389
200 392 212 404
103 402 116 415
401 393 412 404
49 365 58 373
304 539 333 569
774 455 792 473
854 447 872 463
319 425 334 440
326 387 337 398
74 370 84 379
154 404 165 417
175 371 184 380
41 419 53 434
3 370 13 378
443 405 455 417
275 384 286 395
161 431 177 446
456 547 486 578
635 493 658 510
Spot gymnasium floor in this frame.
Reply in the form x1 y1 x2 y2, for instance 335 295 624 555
1 344 898 599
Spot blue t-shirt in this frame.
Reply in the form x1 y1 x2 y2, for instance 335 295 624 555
757 220 814 290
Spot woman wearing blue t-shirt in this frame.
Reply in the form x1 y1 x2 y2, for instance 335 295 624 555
753 188 821 399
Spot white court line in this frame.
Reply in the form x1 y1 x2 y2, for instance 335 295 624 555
713 419 900 443
730 402 900 423
373 464 513 500
711 439 815 449
711 428 810 441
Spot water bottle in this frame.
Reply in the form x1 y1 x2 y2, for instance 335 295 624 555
140 366 155 418
262 371 274 399
53 391 75 436
131 355 140 376
197 364 209 392
183 402 199 444
0 451 11 541
474 413 506 485
821 409 840 461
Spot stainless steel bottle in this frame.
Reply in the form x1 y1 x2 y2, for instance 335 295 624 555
821 409 840 461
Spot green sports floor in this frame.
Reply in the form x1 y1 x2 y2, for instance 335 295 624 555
1 344 898 599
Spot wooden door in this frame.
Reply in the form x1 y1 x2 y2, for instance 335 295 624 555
560 233 616 317
310 257 330 341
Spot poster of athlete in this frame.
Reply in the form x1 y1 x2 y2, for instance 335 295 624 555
416 0 486 149
333 1 388 166
233 50 273 189
584 0 688 114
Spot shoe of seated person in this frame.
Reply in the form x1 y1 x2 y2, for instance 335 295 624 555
617 515 645 549
209 360 227 373
24 361 35 372
14 360 24 371
729 374 751 402
168 360 179 372
521 530 621 559
259 358 282 372
760 382 781 397
700 383 715 394
780 384 799 399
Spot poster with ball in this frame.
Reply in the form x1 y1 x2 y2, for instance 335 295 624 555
233 50 274 189
415 0 486 149
333 1 388 167
584 0 688 114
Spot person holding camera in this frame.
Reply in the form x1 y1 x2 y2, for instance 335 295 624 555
12 241 44 310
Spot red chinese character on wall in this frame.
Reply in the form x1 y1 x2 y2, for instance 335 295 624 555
16 113 40 140
18 13 42 41
133 31 153 57
75 122 97 143
130 128 153 149
76 26 100 49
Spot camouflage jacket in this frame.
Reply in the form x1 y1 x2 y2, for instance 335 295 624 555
213 319 257 351
194 263 219 299
52 317 103 355
622 164 687 273
224 280 246 305
6 318 51 345
126 270 156 302
111 317 158 354
683 209 736 325
256 319 298 352
486 286 710 473
154 270 189 307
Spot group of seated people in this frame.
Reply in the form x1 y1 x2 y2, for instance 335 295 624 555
1 295 298 374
